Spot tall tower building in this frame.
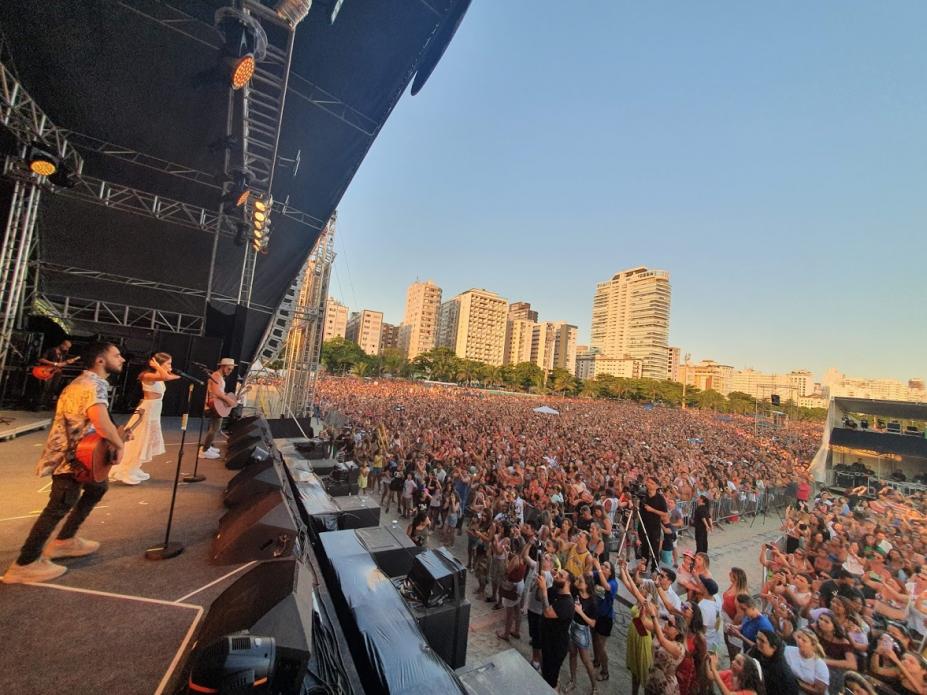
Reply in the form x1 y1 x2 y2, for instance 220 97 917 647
449 289 508 366
436 297 460 350
379 323 400 354
399 280 442 359
504 318 535 365
345 309 383 356
322 297 349 341
531 322 556 371
590 266 671 380
667 346 681 382
508 301 539 323
551 322 578 375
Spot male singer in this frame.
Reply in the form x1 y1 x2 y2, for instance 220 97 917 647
199 357 237 459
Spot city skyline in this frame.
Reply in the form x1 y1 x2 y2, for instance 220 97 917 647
329 3 925 382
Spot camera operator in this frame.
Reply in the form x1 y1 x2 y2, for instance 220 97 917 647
639 475 668 572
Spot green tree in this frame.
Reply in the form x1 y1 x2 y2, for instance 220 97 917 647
321 337 366 374
550 368 575 395
511 362 544 391
381 348 407 376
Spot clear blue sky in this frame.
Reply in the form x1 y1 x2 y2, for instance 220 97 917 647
332 1 926 383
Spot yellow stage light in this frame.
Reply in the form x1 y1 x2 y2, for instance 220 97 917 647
231 54 255 89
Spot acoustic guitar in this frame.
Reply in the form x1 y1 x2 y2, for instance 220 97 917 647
32 356 81 381
74 409 146 483
212 384 251 418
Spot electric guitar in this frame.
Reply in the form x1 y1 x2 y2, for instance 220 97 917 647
32 356 81 381
212 384 251 418
74 408 146 483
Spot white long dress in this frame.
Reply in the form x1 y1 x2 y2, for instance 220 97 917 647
109 380 166 483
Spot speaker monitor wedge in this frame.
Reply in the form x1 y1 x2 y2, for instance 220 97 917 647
212 489 299 565
223 460 280 508
407 547 467 606
225 444 272 471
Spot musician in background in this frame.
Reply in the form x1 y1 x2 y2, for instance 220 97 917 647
199 357 237 460
36 338 75 409
3 342 126 584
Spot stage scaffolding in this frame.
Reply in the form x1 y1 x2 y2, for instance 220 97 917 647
250 212 335 419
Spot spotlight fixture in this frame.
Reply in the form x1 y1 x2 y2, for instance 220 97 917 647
215 8 267 91
28 144 58 177
222 169 254 208
250 196 272 254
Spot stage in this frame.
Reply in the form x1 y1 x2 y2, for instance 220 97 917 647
0 409 52 441
0 417 247 695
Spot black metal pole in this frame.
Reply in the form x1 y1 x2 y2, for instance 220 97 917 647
183 382 208 483
145 383 192 560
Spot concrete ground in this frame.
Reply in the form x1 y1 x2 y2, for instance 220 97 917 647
372 491 785 694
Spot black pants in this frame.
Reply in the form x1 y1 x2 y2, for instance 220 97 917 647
695 529 709 554
18 474 107 565
541 639 569 687
202 409 222 450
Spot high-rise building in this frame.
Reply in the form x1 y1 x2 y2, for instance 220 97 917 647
576 354 643 380
590 266 671 380
399 280 442 359
530 322 555 371
322 297 349 341
443 288 508 366
508 301 539 323
729 368 813 401
504 318 534 365
379 322 400 354
821 370 925 402
346 309 383 356
551 322 578 375
435 297 460 350
667 347 681 382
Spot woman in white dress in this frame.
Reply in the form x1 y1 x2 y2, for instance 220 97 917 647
109 353 179 485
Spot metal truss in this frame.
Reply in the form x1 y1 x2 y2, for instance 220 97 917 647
38 293 205 335
0 60 84 174
0 180 41 381
32 261 274 310
55 172 236 237
272 212 336 418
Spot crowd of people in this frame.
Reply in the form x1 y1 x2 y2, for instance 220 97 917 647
316 376 927 695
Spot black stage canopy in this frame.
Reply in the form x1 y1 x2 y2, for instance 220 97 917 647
0 0 469 357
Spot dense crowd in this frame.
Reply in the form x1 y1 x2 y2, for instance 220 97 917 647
316 377 927 695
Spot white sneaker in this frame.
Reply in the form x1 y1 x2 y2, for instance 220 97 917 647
45 536 100 559
136 471 150 481
112 475 142 485
199 448 220 459
2 557 68 584
206 447 220 455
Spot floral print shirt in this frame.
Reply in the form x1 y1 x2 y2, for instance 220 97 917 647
35 371 109 477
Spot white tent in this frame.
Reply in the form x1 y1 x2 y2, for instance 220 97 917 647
533 405 560 415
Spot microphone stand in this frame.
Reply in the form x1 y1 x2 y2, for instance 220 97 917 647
145 372 203 560
184 366 213 484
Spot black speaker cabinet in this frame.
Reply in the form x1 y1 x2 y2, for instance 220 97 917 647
458 648 555 694
294 439 331 460
228 415 265 437
223 459 279 508
267 417 315 439
408 598 470 669
227 428 267 449
191 559 312 690
334 495 380 530
212 489 299 565
408 547 467 606
332 460 359 484
225 443 273 471
324 480 358 497
356 525 423 578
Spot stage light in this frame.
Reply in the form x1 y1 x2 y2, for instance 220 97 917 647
222 170 253 208
28 144 58 177
231 54 255 90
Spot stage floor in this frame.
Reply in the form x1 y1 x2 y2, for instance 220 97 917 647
0 409 52 441
0 418 246 695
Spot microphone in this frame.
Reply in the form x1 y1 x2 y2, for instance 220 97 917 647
171 367 205 385
191 361 213 374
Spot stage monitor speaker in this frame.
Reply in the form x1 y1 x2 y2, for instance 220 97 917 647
408 547 467 606
228 415 265 437
334 496 380 530
267 417 315 439
294 440 330 460
458 649 556 694
324 480 358 497
408 598 470 669
224 460 280 508
191 558 312 691
228 426 267 448
226 444 272 471
356 525 423 578
331 460 359 484
212 489 299 565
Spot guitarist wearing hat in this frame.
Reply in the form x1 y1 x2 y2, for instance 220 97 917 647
3 342 127 584
199 357 238 460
